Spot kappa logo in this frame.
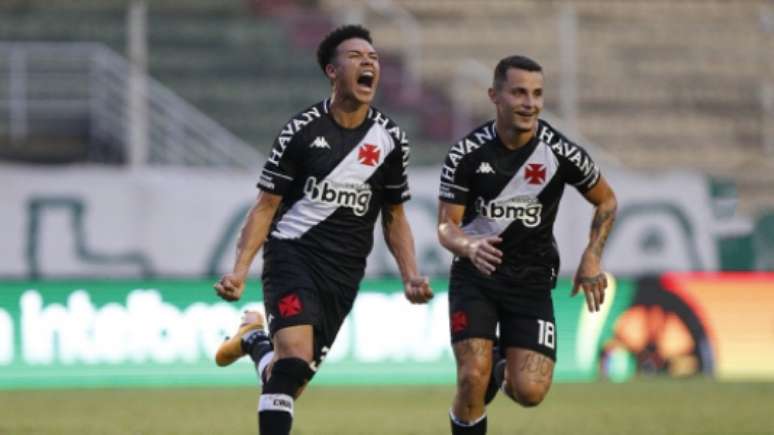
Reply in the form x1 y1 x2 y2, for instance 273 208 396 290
476 162 495 174
358 143 381 166
310 136 330 149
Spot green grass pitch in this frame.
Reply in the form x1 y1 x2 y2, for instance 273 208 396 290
1 380 772 434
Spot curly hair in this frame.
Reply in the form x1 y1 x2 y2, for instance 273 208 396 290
316 24 373 73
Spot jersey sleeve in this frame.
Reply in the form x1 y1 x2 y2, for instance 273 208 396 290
256 132 300 196
558 143 601 193
383 140 411 204
438 148 472 205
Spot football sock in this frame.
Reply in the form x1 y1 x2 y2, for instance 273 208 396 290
258 358 314 435
450 410 487 435
484 345 505 405
241 329 274 384
257 350 274 384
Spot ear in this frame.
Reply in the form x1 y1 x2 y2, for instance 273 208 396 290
325 63 337 82
488 87 498 105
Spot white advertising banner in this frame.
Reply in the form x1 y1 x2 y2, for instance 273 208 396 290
0 163 749 278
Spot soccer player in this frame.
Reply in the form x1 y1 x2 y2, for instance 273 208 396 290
437 55 617 434
213 25 433 435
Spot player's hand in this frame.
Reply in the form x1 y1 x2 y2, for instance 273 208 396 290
214 273 246 302
465 236 503 276
571 253 607 312
403 276 433 304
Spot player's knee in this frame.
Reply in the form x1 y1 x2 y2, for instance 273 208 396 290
507 380 549 408
262 357 315 398
457 365 489 397
273 339 313 362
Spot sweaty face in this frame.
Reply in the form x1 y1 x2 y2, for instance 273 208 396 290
327 38 380 105
490 68 544 133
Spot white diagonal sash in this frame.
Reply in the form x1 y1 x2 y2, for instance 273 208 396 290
462 142 559 237
273 123 395 239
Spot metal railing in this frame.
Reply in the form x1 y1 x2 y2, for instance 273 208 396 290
0 42 262 169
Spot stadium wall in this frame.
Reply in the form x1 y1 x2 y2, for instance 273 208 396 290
0 273 772 389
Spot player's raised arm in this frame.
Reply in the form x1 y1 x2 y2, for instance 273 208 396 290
214 191 282 302
382 203 433 304
571 175 617 312
437 201 503 276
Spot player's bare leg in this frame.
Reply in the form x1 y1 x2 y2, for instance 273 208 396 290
502 347 554 407
450 338 493 434
258 324 315 435
265 325 314 393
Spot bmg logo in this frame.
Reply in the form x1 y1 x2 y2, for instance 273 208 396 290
304 177 372 216
475 196 542 227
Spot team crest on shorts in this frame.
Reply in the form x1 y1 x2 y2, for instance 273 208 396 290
451 310 468 333
278 293 303 317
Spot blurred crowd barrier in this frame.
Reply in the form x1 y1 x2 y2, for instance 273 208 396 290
0 164 763 278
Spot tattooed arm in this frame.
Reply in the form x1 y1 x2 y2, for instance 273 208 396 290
382 203 434 304
571 175 617 312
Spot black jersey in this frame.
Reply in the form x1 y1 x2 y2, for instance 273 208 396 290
257 99 410 290
439 119 600 289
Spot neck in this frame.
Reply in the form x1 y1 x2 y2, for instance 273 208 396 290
329 92 369 129
494 119 536 150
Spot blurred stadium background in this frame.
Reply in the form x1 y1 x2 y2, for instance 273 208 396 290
0 1 773 434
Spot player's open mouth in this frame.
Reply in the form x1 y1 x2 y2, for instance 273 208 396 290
357 71 375 89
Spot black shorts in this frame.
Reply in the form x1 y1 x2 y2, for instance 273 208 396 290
448 275 557 361
262 241 358 369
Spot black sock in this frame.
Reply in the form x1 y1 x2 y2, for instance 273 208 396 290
450 412 487 435
484 345 505 405
258 375 296 435
258 409 292 435
241 329 274 384
258 358 314 435
241 329 273 363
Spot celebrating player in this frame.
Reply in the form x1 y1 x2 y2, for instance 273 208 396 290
214 24 433 435
437 55 617 434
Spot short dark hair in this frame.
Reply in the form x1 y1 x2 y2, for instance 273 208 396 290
493 55 543 89
316 24 373 73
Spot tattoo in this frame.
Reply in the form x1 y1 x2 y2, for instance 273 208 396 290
589 206 616 257
518 352 553 384
576 273 604 285
519 353 547 374
454 339 490 363
381 203 394 230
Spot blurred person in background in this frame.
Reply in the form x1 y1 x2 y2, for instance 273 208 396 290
213 24 433 435
437 55 617 434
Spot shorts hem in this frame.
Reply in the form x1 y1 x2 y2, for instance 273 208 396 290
499 341 557 362
450 333 498 344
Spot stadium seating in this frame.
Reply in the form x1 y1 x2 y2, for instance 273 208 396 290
0 1 331 160
319 0 773 214
0 0 770 212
